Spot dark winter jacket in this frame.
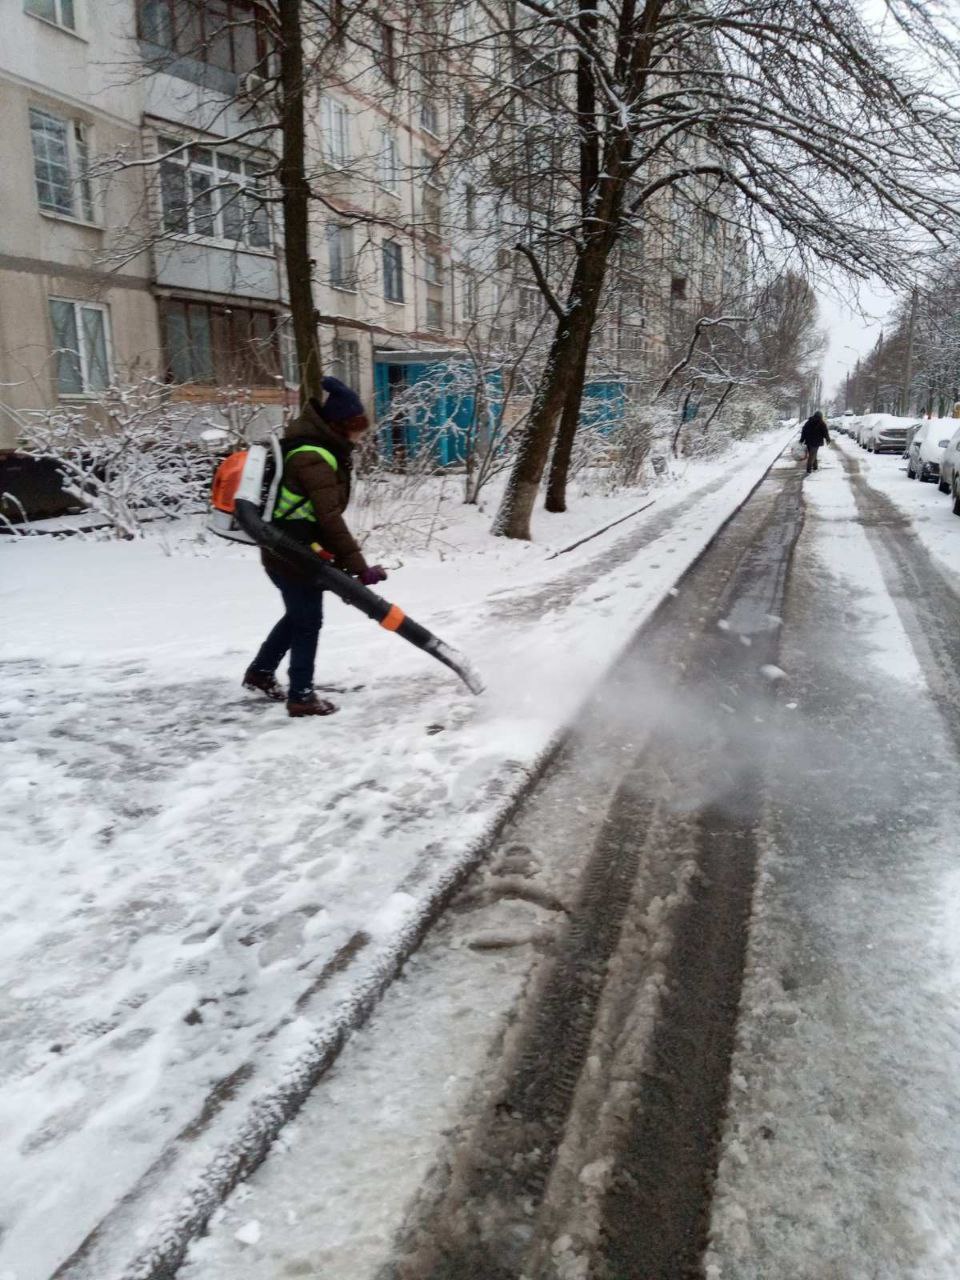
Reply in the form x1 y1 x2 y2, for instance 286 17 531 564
800 414 831 449
261 398 369 581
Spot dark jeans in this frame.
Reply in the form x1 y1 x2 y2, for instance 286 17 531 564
806 446 820 473
251 568 324 700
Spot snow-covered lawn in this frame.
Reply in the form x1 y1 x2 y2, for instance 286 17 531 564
0 430 791 1280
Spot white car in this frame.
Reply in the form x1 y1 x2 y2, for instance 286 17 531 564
856 418 874 447
939 424 960 496
867 421 909 454
906 421 954 483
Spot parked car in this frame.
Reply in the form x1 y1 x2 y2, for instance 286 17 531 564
856 417 875 447
867 422 910 454
902 420 925 458
938 425 960 494
906 420 954 482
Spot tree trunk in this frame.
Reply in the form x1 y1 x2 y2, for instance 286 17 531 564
544 343 590 512
492 244 610 539
279 0 322 405
543 0 598 518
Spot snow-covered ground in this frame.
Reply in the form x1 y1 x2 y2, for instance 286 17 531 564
179 437 960 1280
0 429 791 1280
834 432 960 586
708 449 960 1278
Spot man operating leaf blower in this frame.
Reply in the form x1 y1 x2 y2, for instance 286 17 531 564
242 377 388 717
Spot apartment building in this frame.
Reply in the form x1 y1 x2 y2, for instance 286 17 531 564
1 0 292 470
1 0 749 495
0 1 160 450
303 2 508 429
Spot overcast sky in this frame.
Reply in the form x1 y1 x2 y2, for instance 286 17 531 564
816 276 898 402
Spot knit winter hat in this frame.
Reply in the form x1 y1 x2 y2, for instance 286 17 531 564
318 376 366 425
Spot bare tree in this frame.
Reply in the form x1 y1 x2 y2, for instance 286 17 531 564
478 0 960 539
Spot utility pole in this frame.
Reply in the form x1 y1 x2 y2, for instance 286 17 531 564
901 287 919 415
873 331 883 412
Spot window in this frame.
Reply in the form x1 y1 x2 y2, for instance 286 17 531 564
426 298 443 332
421 149 442 190
378 130 400 193
137 0 269 78
162 298 283 386
422 186 442 234
620 324 645 353
421 98 440 136
382 240 404 302
30 109 94 221
454 2 471 41
621 286 644 321
462 93 475 144
518 286 540 321
462 273 478 320
25 0 76 31
380 22 397 83
464 185 476 231
330 337 360 389
327 224 356 290
671 275 688 301
159 138 271 248
49 299 110 395
425 250 444 285
321 97 350 168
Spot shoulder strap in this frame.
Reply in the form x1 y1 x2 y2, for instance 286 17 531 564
284 443 339 472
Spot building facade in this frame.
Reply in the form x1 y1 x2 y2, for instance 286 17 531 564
1 0 749 482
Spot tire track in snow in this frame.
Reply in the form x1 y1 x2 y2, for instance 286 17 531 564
840 452 960 755
383 466 806 1280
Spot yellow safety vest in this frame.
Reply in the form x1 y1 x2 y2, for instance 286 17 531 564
272 444 339 522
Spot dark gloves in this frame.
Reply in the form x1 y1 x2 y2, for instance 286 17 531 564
358 564 388 586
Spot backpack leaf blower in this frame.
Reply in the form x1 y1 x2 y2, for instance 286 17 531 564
210 442 485 696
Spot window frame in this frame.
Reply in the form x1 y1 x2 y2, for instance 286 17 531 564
136 0 269 78
30 107 95 223
24 0 77 32
382 240 404 303
462 272 478 320
48 297 112 396
378 129 401 195
330 337 361 390
518 285 541 322
321 96 351 169
420 97 440 137
326 222 357 291
425 249 444 286
161 296 285 388
425 298 444 332
157 136 272 250
379 21 397 84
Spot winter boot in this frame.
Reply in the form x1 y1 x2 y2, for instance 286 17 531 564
243 668 286 702
287 691 338 718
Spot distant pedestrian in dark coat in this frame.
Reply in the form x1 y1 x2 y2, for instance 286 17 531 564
800 412 831 473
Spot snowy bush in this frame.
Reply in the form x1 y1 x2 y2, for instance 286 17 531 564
19 380 208 539
198 386 285 456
